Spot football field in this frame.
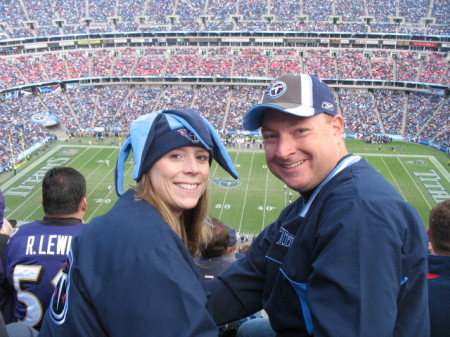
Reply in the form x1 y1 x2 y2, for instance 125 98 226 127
1 139 449 234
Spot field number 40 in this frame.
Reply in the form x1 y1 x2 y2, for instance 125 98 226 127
258 206 275 211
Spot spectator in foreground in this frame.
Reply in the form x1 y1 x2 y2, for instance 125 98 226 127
196 216 240 279
0 191 15 239
0 190 38 337
195 217 245 337
207 73 429 337
0 190 11 258
3 167 88 331
427 199 450 337
40 109 239 336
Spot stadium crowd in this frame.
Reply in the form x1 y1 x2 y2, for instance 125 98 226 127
0 0 448 170
0 0 448 38
0 83 448 170
0 49 448 89
0 2 448 335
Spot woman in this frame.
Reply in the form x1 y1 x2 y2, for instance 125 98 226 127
39 109 239 337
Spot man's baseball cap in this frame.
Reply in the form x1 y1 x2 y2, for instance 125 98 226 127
243 73 337 131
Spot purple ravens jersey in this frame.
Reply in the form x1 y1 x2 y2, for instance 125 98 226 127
4 218 86 330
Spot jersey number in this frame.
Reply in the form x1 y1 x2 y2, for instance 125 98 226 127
13 264 62 328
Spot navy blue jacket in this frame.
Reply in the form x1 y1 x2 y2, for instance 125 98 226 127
208 156 429 337
428 254 450 337
40 189 218 337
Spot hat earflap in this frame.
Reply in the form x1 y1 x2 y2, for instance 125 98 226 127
166 110 239 179
200 115 240 179
115 112 161 196
115 136 132 196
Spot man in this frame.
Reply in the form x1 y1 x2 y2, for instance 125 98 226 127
4 167 88 330
427 199 450 337
208 74 429 336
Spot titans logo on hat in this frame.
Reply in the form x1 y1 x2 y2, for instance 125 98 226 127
265 81 286 98
177 128 200 143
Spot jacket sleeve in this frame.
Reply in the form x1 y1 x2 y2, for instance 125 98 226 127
207 222 280 325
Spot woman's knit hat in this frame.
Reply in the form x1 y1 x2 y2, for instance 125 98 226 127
115 109 239 195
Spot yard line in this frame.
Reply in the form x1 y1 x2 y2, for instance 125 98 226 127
85 149 119 222
380 156 406 199
262 164 270 232
1 144 63 190
7 145 95 222
86 152 134 222
238 151 254 233
217 150 239 219
397 157 433 209
429 155 450 182
361 152 446 208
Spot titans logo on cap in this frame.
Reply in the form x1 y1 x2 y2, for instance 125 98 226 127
265 81 286 99
177 129 200 143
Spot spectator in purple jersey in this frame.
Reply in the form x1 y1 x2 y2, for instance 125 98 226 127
3 167 88 331
0 191 38 336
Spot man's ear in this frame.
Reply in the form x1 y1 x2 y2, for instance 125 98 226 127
427 228 435 253
331 115 344 137
80 196 88 212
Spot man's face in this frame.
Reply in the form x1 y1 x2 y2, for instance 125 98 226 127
261 109 346 193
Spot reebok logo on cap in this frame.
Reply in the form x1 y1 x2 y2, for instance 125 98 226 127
322 101 335 111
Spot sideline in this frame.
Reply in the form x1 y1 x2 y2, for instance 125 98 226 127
357 153 450 183
0 145 61 189
1 143 122 189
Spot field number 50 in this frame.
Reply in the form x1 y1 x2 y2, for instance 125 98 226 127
215 204 231 209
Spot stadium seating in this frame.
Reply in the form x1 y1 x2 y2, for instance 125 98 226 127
0 0 448 169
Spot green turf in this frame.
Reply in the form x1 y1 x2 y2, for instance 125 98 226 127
1 138 449 233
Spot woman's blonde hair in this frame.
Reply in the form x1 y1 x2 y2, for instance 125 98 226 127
134 172 212 256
